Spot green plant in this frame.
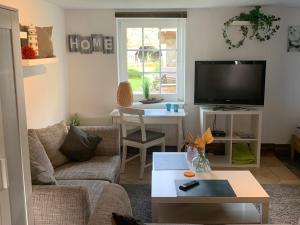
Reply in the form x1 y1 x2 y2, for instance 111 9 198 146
143 78 150 99
223 6 280 49
68 113 80 126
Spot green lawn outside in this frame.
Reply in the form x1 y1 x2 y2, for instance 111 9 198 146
128 61 160 93
128 77 142 93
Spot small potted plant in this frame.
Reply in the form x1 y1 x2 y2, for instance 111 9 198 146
139 78 164 104
67 113 80 126
143 78 150 100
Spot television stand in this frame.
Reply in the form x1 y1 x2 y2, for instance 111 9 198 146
200 106 262 167
212 106 249 111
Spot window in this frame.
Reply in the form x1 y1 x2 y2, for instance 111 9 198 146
117 18 186 101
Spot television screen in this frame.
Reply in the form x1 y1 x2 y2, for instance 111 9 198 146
194 61 266 106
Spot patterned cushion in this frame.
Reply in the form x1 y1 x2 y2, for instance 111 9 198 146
54 156 120 182
28 130 56 184
57 180 109 212
35 121 69 168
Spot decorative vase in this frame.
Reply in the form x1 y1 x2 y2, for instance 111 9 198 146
117 81 133 107
192 151 211 172
186 145 199 163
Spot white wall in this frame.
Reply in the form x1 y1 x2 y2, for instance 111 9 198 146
65 7 300 144
0 0 68 129
65 10 118 125
186 7 283 143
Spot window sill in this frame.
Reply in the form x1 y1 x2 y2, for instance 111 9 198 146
132 101 185 109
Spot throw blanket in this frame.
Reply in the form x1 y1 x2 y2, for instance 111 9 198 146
232 143 256 164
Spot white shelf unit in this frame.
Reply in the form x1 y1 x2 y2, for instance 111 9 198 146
200 107 262 168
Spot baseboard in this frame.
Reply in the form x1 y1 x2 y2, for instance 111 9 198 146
261 143 290 157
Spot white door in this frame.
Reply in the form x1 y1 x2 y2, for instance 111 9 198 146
0 99 12 225
0 6 31 225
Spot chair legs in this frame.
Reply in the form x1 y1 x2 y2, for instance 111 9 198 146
123 139 165 179
161 140 165 152
121 144 127 173
139 147 146 179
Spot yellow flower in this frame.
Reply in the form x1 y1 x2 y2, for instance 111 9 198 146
202 128 214 144
194 136 205 149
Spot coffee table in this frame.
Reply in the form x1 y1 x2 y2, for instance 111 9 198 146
151 152 269 224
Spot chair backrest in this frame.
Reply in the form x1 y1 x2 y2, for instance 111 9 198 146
118 107 147 142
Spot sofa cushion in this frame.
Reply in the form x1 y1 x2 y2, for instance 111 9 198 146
28 130 56 184
57 180 109 212
88 184 132 225
59 125 102 162
35 121 69 168
32 185 90 225
31 161 57 185
54 156 120 182
36 26 54 58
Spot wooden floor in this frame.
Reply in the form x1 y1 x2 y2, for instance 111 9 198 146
120 154 300 185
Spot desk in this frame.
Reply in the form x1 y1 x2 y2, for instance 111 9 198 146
110 108 186 150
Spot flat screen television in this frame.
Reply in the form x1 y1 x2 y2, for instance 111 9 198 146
194 60 266 106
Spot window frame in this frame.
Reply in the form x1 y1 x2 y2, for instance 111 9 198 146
116 18 186 101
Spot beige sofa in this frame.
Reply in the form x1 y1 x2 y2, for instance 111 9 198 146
29 123 125 225
29 123 193 225
33 182 191 225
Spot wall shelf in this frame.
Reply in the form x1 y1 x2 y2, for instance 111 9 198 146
231 21 251 26
22 57 58 67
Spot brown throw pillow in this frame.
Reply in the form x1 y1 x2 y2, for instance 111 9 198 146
35 121 69 168
112 213 144 225
28 130 57 185
36 26 54 58
59 125 102 162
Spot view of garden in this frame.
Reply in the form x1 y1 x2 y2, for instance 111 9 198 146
126 27 177 95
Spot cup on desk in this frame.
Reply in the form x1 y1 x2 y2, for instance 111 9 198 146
165 103 172 111
173 104 179 112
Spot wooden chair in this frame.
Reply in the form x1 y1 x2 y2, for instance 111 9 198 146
119 107 165 179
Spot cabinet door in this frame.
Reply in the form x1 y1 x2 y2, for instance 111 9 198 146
0 24 13 225
0 99 12 225
0 7 31 225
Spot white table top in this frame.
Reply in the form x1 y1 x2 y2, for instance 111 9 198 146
110 108 186 117
151 153 269 204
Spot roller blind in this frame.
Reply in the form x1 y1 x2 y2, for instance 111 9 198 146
115 11 187 18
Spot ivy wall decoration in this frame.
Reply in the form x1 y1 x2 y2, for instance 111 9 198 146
223 6 280 49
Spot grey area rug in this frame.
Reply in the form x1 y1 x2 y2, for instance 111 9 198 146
122 184 300 225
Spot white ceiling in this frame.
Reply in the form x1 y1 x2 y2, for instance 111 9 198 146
45 0 300 9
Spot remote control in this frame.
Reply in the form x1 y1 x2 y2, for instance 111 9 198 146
179 180 199 191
